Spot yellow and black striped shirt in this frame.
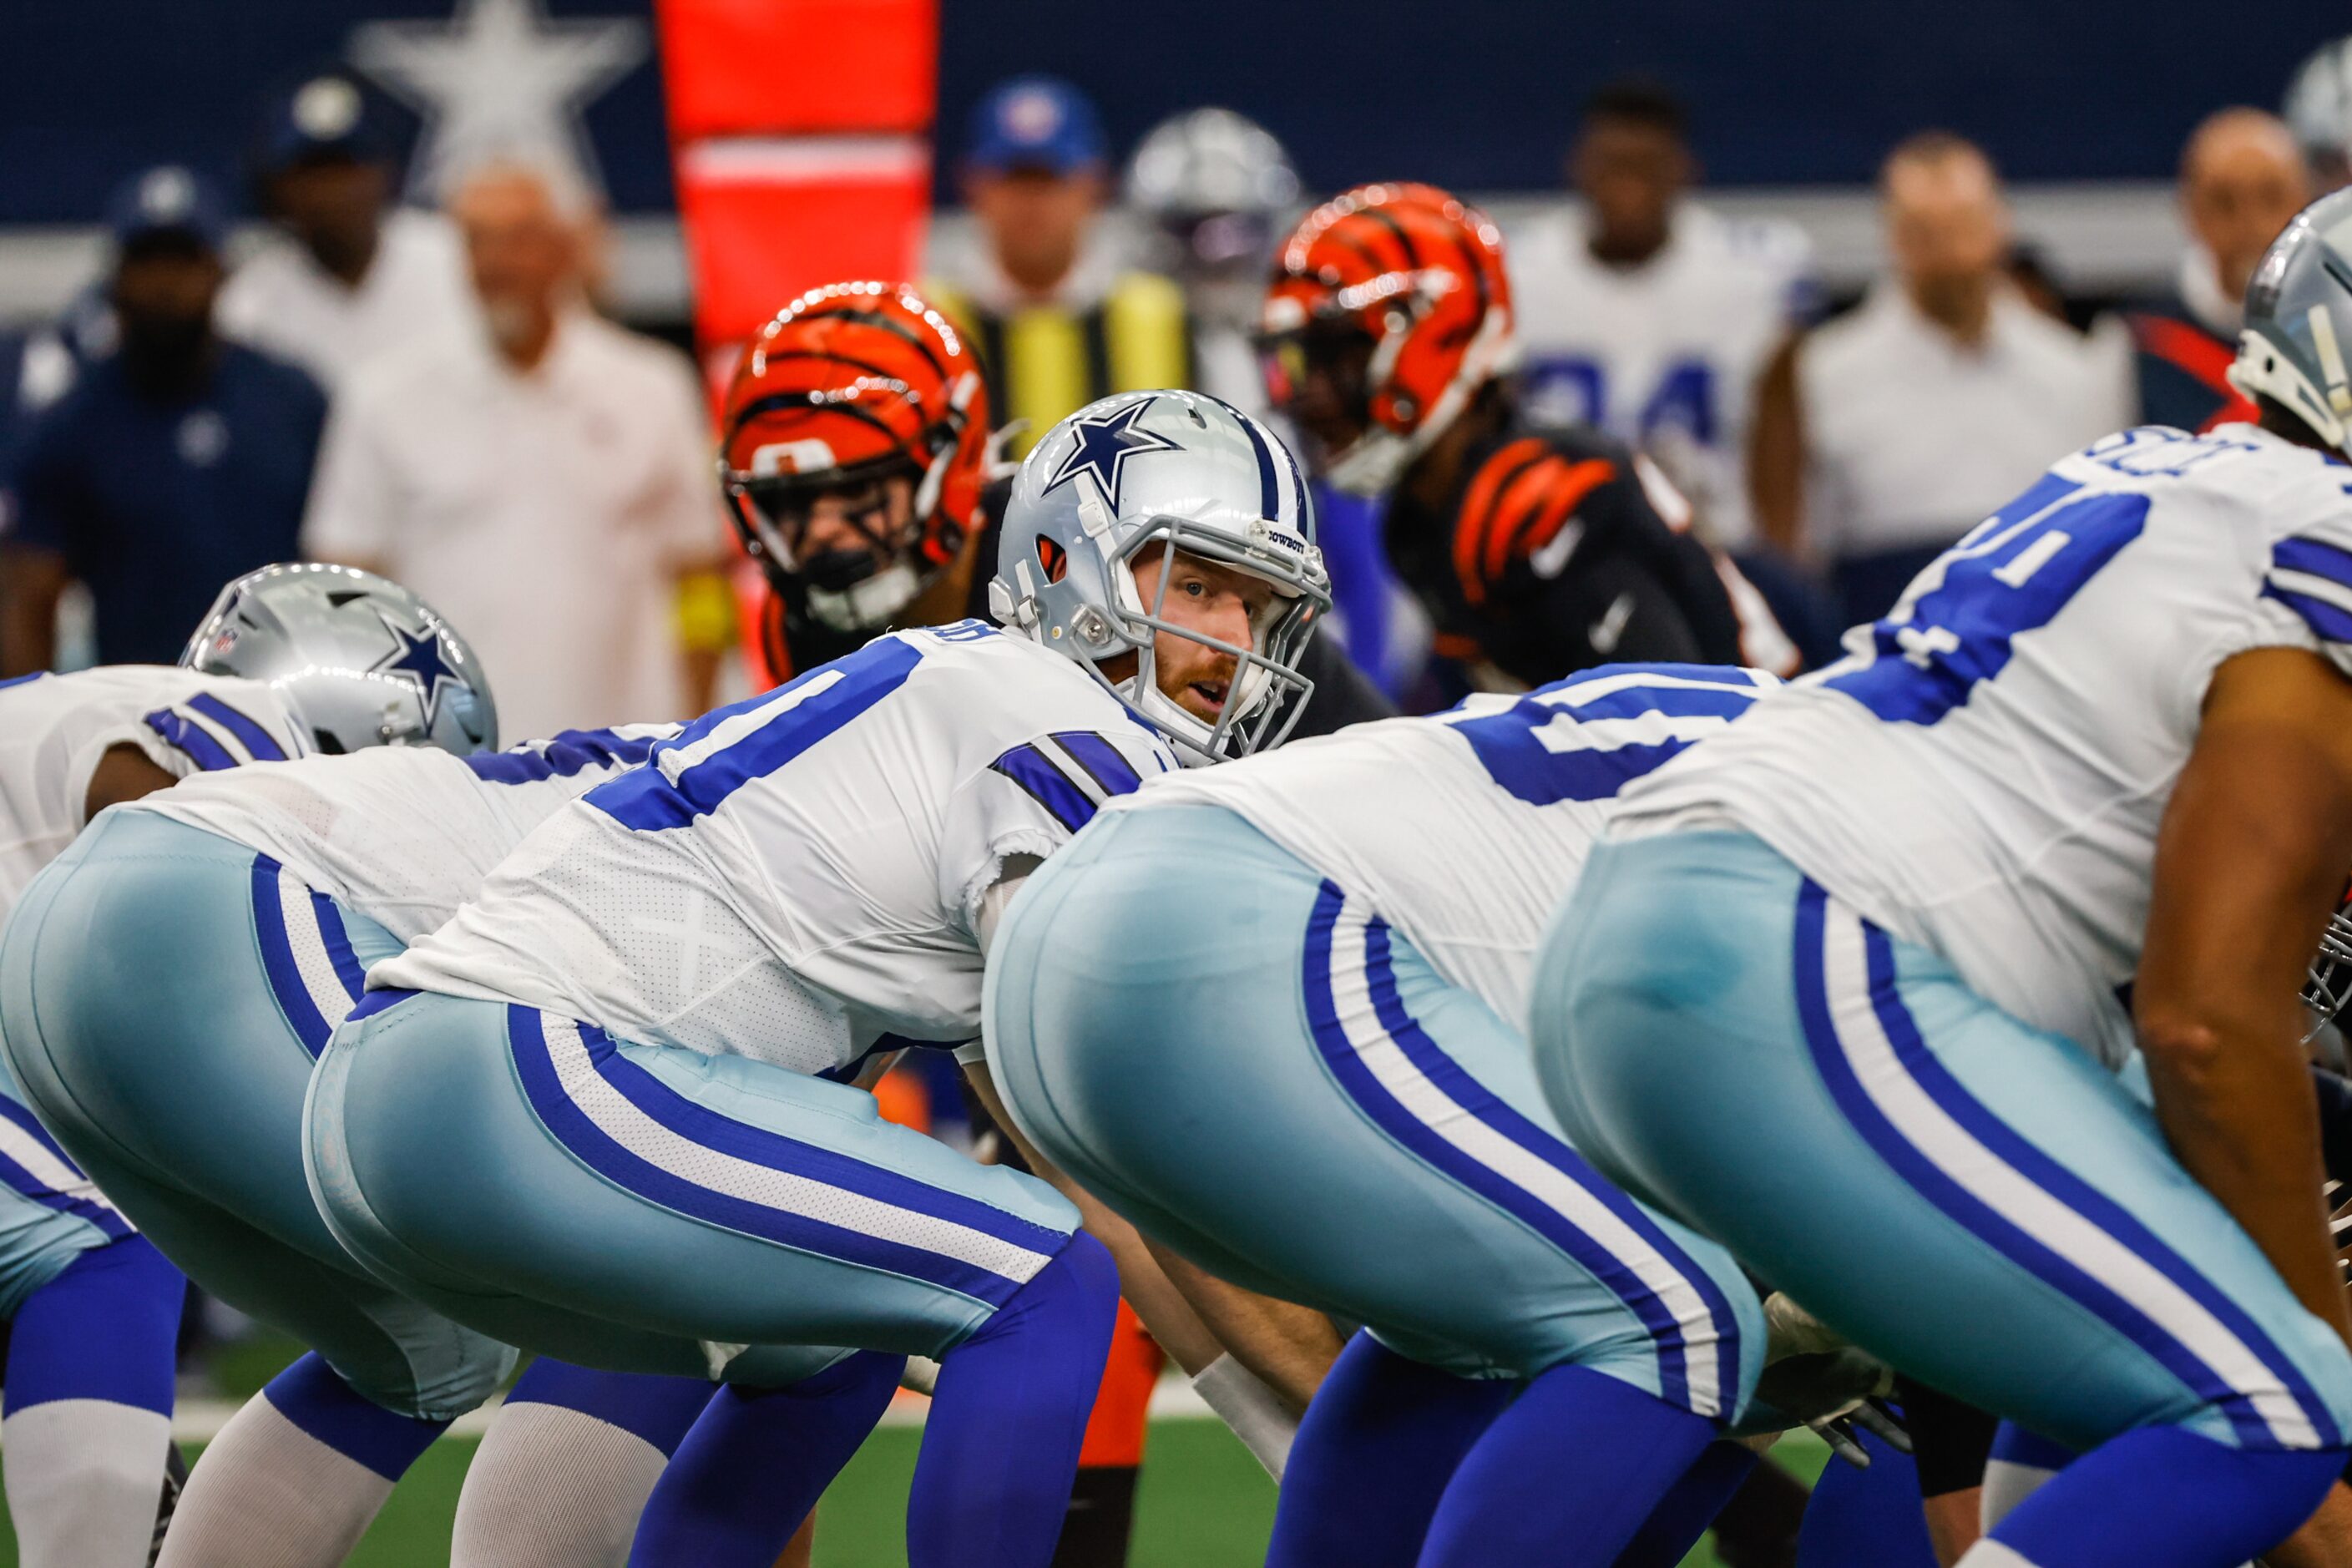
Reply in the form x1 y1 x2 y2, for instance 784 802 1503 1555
923 271 1196 458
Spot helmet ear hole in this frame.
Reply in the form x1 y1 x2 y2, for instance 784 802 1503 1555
1036 536 1070 583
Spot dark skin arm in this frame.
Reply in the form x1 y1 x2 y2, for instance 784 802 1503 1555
0 544 68 678
1748 333 1805 559
83 743 178 818
2137 646 2352 1351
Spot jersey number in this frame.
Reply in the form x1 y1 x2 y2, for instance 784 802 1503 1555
1525 356 1717 447
1449 665 1763 805
590 637 923 831
1826 476 2149 726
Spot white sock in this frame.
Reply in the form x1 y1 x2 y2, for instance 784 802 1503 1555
1957 1543 2042 1567
451 1400 670 1568
155 1391 396 1568
1979 1457 2057 1533
3 1399 173 1568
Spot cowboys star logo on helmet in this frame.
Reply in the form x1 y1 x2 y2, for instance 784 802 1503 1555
1041 398 1184 511
371 615 463 728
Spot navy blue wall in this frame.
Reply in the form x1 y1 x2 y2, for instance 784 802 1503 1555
0 0 2339 224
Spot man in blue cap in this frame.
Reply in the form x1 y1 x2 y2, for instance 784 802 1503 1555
0 165 326 674
217 69 472 392
928 75 1194 460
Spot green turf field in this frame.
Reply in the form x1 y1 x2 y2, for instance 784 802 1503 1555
0 1337 1831 1565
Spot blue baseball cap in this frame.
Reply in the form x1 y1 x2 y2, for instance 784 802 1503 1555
965 75 1107 175
106 164 230 252
256 70 391 174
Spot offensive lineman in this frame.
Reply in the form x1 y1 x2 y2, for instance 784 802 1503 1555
983 661 1919 1565
0 567 782 1568
1258 182 1806 695
0 593 318 1566
1528 191 2352 1567
298 389 1329 1567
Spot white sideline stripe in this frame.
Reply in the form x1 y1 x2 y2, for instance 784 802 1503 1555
158 1377 1231 1444
277 871 357 1029
1815 899 2321 1449
658 670 842 784
0 1120 119 1219
679 135 929 184
542 1018 1054 1285
1323 894 1727 1418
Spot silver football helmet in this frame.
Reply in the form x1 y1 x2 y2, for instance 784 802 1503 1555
1125 109 1301 324
990 390 1330 765
2231 189 2352 458
2286 36 2352 186
180 563 496 756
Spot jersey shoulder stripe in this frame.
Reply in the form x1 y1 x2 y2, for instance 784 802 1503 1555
989 731 1152 832
185 693 288 761
2267 534 2352 645
144 707 239 771
1453 436 1616 606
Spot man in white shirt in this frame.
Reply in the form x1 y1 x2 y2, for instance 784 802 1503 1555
302 161 724 739
1511 80 1817 553
215 72 475 392
1750 133 2134 626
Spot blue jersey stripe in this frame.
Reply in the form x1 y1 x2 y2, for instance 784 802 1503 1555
468 727 663 785
2264 583 2352 645
144 708 236 771
2274 535 2352 596
990 744 1095 832
1048 731 1143 797
250 857 331 1055
186 693 286 761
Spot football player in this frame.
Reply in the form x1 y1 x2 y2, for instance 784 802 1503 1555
0 567 822 1568
1510 78 1818 555
983 657 1925 1565
1259 181 1808 693
296 390 1329 1568
731 281 1392 736
0 564 454 1566
1527 191 2352 1567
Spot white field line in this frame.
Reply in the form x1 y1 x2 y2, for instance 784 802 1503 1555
158 1373 1218 1444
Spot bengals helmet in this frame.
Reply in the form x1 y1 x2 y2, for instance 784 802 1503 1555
720 282 989 638
1259 182 1515 497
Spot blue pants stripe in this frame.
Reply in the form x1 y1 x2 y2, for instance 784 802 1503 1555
506 1007 1046 1307
251 856 330 1054
1302 880 1731 1417
1793 879 2335 1451
0 1094 130 1242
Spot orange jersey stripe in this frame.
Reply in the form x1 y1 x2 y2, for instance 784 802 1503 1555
1453 438 1550 607
1496 458 1615 581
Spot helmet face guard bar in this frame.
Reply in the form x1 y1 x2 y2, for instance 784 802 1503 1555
2306 893 2352 1042
1095 514 1327 764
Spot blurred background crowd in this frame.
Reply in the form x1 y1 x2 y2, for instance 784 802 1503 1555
3 2 2351 733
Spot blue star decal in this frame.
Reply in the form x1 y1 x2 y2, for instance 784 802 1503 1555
1042 398 1182 511
372 616 462 728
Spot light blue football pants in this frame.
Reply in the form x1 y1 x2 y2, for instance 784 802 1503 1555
304 984 1090 1376
0 809 515 1419
983 802 1762 1415
1528 827 2352 1459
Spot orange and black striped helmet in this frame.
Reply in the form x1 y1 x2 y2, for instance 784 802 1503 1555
1260 183 1515 496
720 281 989 631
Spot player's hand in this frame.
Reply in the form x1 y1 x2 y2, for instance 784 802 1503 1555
1755 1292 1912 1468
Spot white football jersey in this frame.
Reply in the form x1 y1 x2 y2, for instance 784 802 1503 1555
1617 422 2352 1069
1510 204 1815 550
1125 663 1779 1026
375 623 1180 1076
134 726 680 942
0 666 304 919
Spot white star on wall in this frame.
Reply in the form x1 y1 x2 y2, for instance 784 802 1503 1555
348 0 647 205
